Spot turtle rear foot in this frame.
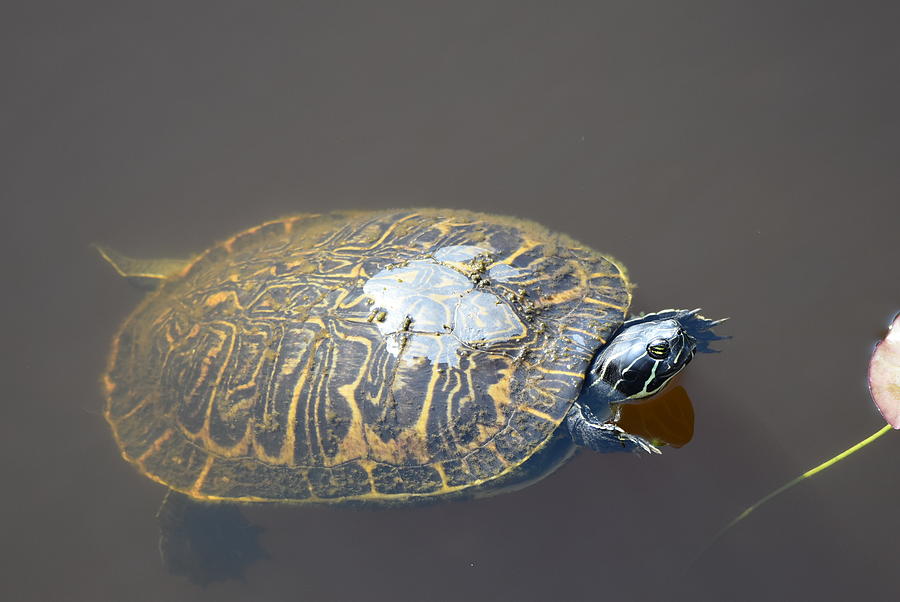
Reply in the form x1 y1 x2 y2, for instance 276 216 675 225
157 491 265 585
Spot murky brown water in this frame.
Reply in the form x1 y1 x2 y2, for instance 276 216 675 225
4 3 900 600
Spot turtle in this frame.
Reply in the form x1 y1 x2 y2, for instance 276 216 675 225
98 208 725 582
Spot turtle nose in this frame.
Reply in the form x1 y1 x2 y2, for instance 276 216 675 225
681 335 698 361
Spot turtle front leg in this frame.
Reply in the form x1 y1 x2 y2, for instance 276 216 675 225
565 402 660 454
157 491 266 585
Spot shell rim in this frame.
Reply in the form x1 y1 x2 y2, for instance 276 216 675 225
103 209 633 504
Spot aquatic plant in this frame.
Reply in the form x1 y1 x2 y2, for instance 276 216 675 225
719 312 900 536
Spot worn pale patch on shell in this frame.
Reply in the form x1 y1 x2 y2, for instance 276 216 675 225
362 244 525 367
869 313 900 429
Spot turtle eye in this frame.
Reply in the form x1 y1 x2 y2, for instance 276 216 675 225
647 339 670 360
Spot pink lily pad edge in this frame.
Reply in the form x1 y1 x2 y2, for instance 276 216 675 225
868 312 900 429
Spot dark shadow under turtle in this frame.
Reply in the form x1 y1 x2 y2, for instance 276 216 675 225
156 491 265 585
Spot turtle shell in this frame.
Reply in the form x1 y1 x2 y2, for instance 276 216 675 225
104 209 631 503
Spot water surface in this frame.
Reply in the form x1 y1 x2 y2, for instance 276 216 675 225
4 2 899 600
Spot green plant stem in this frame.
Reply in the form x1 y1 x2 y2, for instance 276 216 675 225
723 423 893 531
697 423 894 562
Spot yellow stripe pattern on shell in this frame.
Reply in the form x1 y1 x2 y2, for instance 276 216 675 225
104 209 631 503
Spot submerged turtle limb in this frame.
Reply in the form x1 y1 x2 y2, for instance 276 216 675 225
565 403 660 453
157 491 265 586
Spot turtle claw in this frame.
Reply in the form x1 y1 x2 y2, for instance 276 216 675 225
620 430 662 454
584 420 661 454
157 491 265 586
604 423 661 454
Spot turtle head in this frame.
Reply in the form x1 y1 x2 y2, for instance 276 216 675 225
583 309 727 406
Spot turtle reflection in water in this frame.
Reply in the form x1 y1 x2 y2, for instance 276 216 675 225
99 209 726 583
